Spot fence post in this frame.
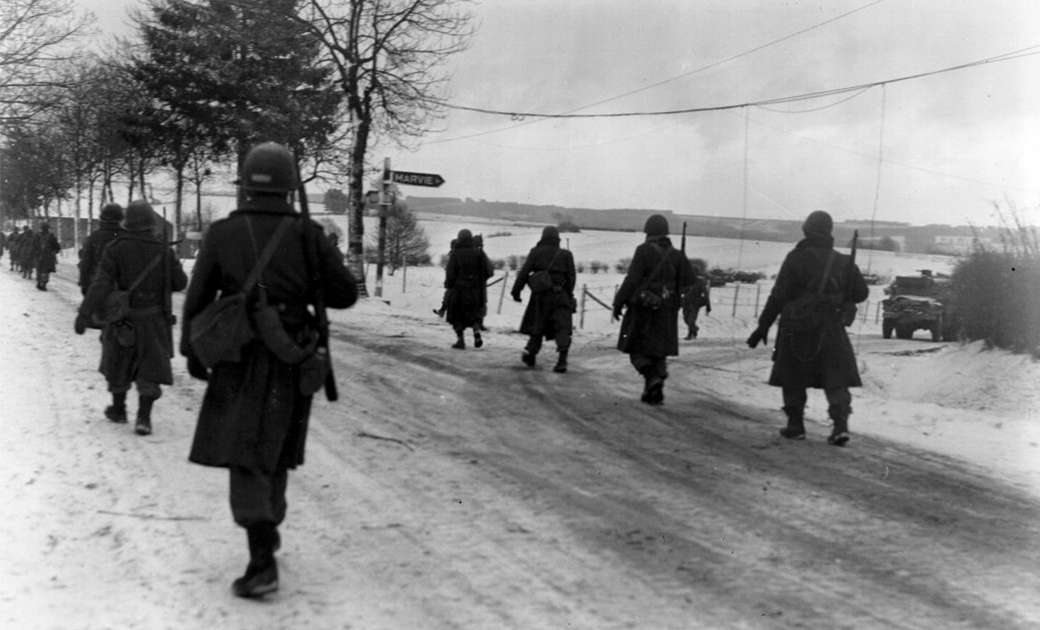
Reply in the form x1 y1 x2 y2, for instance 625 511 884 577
497 270 509 315
402 261 407 293
875 301 882 324
580 284 587 330
731 283 741 317
753 284 761 317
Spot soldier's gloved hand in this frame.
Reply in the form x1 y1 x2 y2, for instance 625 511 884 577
511 293 522 303
706 305 712 314
611 305 623 322
746 326 769 349
74 314 88 335
187 356 209 381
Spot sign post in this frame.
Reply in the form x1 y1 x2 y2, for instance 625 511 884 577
375 158 392 298
372 165 445 299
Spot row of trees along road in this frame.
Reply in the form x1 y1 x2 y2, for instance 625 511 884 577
0 0 475 296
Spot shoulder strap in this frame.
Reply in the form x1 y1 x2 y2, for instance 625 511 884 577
815 249 836 297
545 248 562 271
645 243 670 285
128 253 163 292
243 216 295 294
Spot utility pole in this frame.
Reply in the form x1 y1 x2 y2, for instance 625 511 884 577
376 157 390 298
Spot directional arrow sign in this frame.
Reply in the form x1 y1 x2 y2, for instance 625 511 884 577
391 170 445 187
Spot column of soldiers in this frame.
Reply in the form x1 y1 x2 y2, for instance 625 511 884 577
9 141 867 602
4 223 61 290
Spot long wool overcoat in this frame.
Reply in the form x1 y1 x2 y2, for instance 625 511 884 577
444 235 493 329
79 221 125 294
79 231 188 387
613 236 696 357
512 237 576 340
757 235 869 390
181 198 357 473
32 231 61 273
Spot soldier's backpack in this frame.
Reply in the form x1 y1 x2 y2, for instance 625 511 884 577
634 245 672 311
527 250 561 293
189 217 293 368
781 250 840 334
93 253 164 327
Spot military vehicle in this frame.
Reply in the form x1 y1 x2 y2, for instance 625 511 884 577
881 270 954 341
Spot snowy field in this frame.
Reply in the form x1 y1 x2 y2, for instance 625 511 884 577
1 213 1038 629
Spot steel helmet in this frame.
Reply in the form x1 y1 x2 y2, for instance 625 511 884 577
240 142 298 193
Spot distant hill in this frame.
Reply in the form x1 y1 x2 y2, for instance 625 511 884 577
403 196 994 256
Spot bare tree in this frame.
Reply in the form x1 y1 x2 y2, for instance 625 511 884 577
292 0 475 296
0 0 93 124
366 201 430 274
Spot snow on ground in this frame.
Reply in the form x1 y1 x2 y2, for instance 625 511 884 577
1 215 1038 628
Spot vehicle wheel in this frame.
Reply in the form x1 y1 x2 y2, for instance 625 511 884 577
882 319 894 339
931 316 943 342
895 324 913 340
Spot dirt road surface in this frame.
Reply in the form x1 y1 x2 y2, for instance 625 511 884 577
5 272 1039 630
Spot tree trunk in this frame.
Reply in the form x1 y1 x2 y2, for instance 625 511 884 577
347 120 371 297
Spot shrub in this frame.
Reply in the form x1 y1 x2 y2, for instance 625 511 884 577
615 258 631 274
948 205 1040 355
589 260 605 274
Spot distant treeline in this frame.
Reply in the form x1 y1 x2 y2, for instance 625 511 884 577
405 196 1002 256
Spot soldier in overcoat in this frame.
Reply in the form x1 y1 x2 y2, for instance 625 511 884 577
75 201 187 435
17 226 34 279
79 203 126 295
681 259 712 340
746 210 869 446
612 215 697 404
443 228 493 349
32 223 61 290
511 225 576 373
180 142 357 599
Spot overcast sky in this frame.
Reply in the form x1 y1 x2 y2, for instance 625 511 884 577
79 0 1040 227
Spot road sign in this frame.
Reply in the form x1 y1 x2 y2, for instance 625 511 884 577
391 170 445 187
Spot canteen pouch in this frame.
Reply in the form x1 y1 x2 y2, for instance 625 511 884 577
189 294 254 368
527 269 554 293
636 286 670 311
298 346 331 397
782 295 836 334
93 290 131 326
109 319 136 347
254 303 317 365
840 302 857 327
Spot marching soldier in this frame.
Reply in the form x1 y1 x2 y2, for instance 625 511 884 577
612 215 696 404
746 210 869 445
511 225 576 373
443 228 493 349
32 223 61 291
181 142 357 598
75 201 187 435
79 203 126 295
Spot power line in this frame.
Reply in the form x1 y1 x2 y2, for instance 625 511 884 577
435 45 1040 120
424 0 890 145
551 0 891 116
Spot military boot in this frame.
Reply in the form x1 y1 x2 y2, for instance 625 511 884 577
451 331 465 350
105 393 128 424
135 395 155 436
779 406 806 440
827 408 850 447
232 524 279 598
521 350 536 367
553 349 568 374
